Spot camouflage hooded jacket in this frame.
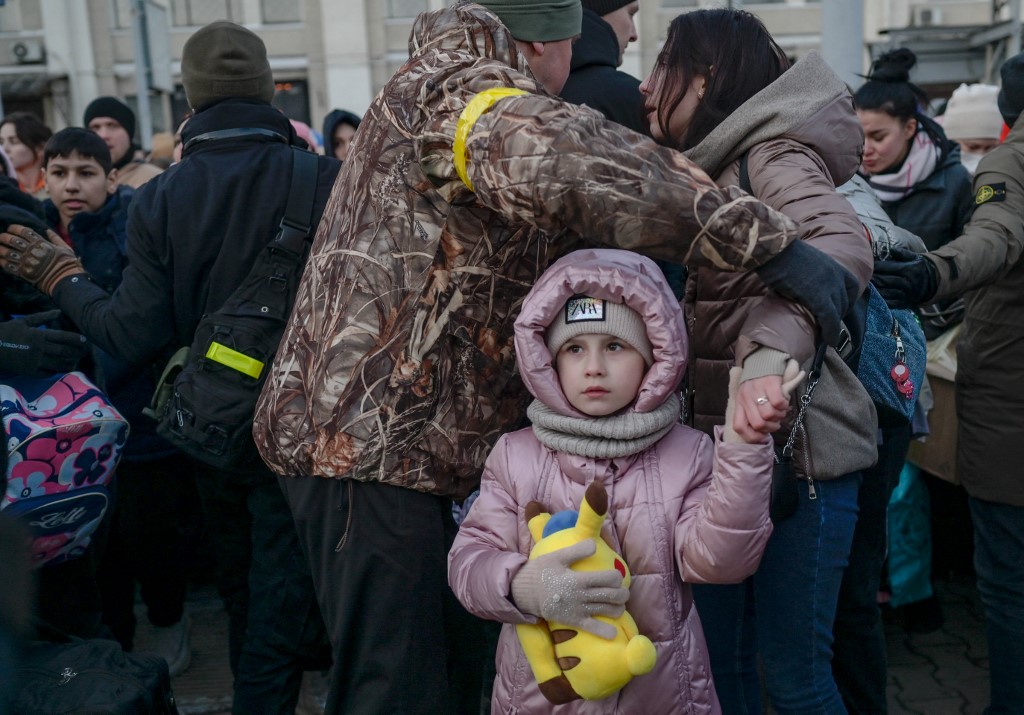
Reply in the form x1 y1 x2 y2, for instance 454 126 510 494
253 2 797 498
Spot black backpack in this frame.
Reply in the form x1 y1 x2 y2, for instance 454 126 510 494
144 144 319 470
11 634 179 714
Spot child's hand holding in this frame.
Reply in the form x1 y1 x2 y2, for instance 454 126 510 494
724 359 804 443
511 539 629 640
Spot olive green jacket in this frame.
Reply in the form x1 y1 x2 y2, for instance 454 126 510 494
929 115 1024 505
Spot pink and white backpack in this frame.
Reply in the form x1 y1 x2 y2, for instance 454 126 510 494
1 372 128 567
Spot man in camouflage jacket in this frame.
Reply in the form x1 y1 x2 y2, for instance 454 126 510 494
253 2 802 711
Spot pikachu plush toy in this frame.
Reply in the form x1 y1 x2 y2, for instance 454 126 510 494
516 482 657 704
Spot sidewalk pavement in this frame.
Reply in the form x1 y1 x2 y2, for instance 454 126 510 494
885 574 990 715
136 574 989 715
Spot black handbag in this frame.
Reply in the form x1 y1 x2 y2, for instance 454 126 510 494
10 636 178 714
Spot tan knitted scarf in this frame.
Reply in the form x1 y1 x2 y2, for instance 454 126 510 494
527 394 681 459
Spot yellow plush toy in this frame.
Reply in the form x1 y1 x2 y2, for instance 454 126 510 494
516 482 657 704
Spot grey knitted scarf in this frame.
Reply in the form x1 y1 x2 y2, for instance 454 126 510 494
527 394 681 459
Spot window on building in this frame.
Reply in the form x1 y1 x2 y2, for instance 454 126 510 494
171 0 240 26
261 0 301 23
660 0 698 7
272 79 311 125
0 0 45 31
387 0 429 19
112 0 133 30
20 0 44 31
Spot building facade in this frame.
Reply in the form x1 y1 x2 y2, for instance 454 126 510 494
0 0 1001 148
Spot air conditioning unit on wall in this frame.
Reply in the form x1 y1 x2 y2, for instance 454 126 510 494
11 39 45 64
912 5 943 26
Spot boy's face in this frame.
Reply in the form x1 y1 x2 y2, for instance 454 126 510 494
554 333 647 417
45 151 115 229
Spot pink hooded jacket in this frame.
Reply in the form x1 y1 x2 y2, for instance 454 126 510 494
448 249 774 714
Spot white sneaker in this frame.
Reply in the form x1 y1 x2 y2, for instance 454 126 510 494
150 613 192 677
295 669 330 715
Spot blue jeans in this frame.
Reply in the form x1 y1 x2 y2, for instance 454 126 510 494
969 497 1024 715
694 472 860 715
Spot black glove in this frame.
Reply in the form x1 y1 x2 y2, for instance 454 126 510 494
871 247 938 309
0 310 88 377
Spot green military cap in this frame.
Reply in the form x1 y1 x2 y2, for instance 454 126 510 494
476 0 583 42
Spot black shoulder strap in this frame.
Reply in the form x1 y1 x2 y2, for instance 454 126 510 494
182 127 289 153
275 148 319 253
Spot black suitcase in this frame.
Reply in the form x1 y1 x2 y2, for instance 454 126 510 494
10 637 178 714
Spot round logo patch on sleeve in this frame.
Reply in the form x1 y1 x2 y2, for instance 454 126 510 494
976 182 1006 205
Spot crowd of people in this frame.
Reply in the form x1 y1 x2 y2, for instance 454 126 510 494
0 1 1021 714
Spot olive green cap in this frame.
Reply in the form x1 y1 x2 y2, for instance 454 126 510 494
476 0 583 42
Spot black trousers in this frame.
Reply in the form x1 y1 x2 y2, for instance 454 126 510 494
194 462 328 715
97 453 198 650
280 476 490 715
832 423 911 714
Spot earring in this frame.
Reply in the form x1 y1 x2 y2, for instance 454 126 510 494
698 85 705 100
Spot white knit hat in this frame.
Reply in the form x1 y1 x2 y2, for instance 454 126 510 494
545 295 653 365
942 83 1004 140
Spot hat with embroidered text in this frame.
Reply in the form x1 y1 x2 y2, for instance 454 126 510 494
545 295 653 365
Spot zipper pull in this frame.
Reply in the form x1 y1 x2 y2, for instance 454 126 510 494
807 476 817 500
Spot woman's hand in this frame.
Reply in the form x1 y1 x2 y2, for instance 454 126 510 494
731 360 805 442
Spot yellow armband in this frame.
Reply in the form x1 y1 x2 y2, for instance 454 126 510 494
453 87 528 192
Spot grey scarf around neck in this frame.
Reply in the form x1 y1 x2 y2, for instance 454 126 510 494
528 394 681 459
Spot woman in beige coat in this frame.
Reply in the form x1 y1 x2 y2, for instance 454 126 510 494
639 9 873 714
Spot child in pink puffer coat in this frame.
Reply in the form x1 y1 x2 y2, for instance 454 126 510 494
448 248 801 714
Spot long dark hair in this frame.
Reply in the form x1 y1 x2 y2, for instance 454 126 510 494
652 9 790 150
853 48 929 121
0 111 52 152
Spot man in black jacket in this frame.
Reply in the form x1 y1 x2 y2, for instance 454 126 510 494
0 22 340 714
560 0 644 133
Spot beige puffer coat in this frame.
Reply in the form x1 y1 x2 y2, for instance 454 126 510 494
682 53 873 449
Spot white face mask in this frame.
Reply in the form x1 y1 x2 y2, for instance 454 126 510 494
961 151 985 175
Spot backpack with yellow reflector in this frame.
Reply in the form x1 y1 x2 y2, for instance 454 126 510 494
143 141 319 469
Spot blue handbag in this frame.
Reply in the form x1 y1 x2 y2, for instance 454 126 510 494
855 284 926 427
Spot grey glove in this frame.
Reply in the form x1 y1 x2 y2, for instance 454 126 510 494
511 539 629 640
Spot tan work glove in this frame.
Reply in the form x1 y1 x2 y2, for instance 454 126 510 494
511 539 629 640
724 358 805 443
0 224 86 295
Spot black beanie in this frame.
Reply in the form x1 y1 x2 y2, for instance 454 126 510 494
998 52 1024 128
181 21 275 110
83 96 136 140
581 0 633 15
